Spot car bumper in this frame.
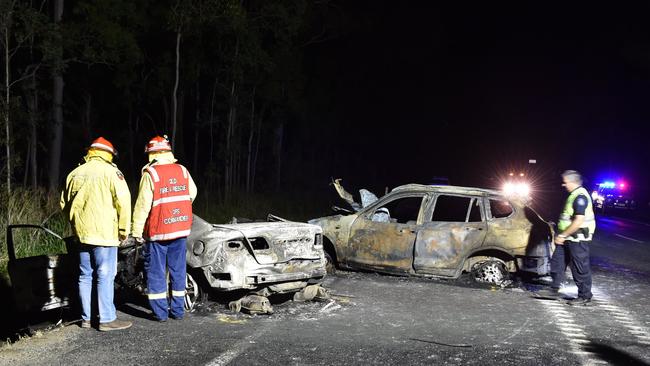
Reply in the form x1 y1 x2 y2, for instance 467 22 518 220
201 259 327 291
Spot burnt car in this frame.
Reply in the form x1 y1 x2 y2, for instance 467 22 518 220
309 180 554 284
184 215 326 296
7 215 326 314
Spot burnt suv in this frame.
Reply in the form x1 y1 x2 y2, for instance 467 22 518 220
309 181 554 284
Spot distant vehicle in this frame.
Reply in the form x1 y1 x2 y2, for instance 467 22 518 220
310 179 554 285
592 181 636 210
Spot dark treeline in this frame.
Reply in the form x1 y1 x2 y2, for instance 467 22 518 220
1 0 352 203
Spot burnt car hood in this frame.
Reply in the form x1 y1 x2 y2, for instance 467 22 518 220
187 215 323 267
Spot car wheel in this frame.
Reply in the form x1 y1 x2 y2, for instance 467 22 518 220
471 259 509 285
185 272 202 311
324 251 336 274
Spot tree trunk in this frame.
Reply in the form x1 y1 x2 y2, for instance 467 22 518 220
4 22 11 195
251 104 265 192
193 81 200 173
246 85 256 192
273 122 284 192
171 29 181 150
26 73 38 189
208 77 218 166
48 0 64 192
225 80 237 201
82 92 92 140
127 111 135 177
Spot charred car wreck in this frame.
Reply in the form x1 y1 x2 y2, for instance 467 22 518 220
309 179 554 284
119 214 327 312
7 215 327 315
186 215 326 293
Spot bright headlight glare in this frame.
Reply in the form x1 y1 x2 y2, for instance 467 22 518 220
503 182 515 194
503 182 530 196
516 183 530 196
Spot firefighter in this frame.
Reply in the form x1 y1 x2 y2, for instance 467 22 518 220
131 135 197 321
60 137 133 331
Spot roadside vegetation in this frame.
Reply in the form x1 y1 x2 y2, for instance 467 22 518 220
0 188 69 282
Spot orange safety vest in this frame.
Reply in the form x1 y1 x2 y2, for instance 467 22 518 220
144 163 193 241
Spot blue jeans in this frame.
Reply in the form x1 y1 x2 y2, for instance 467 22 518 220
79 245 118 323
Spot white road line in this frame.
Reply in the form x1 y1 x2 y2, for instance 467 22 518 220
614 233 644 243
590 286 650 350
538 301 599 365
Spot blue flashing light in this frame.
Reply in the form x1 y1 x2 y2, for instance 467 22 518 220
599 181 616 189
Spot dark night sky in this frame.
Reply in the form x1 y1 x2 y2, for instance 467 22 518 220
302 2 650 197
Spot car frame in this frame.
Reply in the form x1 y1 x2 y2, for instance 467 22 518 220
310 182 553 283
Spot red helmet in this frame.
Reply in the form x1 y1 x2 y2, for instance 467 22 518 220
89 137 117 155
145 135 172 153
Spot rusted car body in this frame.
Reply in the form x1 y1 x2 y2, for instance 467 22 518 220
186 215 327 294
309 181 553 283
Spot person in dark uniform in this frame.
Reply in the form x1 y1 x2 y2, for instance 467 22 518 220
536 170 596 305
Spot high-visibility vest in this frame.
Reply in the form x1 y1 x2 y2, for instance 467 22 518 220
558 186 596 241
144 163 193 241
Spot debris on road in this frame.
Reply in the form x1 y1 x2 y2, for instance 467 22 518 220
217 314 248 324
409 337 473 348
229 295 274 315
293 284 330 302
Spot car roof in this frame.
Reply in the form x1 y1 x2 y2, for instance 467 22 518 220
391 184 512 199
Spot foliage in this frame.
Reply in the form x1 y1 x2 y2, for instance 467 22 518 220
0 187 69 279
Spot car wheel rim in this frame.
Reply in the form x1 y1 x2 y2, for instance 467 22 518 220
185 272 199 311
473 261 506 284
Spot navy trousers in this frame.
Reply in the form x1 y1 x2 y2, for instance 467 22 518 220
144 237 187 320
550 240 592 299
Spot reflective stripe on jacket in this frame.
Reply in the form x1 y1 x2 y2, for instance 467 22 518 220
558 186 596 241
59 155 131 246
143 164 193 241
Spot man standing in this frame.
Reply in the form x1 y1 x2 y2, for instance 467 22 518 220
60 137 132 331
537 170 596 305
132 135 197 321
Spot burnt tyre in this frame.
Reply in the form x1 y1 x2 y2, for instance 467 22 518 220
324 251 336 274
471 259 510 285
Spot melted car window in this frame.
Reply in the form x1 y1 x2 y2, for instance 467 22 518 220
489 199 513 218
373 196 423 224
431 195 471 222
468 198 482 222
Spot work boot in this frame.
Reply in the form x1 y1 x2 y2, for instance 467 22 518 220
99 319 133 331
80 320 91 329
534 288 560 299
566 297 593 306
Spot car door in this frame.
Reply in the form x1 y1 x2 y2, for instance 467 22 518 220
413 194 487 277
6 225 78 313
345 193 428 274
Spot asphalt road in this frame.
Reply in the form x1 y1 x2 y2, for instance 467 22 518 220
1 214 649 366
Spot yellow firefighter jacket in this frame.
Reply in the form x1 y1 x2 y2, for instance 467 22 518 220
131 151 197 239
60 151 131 246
